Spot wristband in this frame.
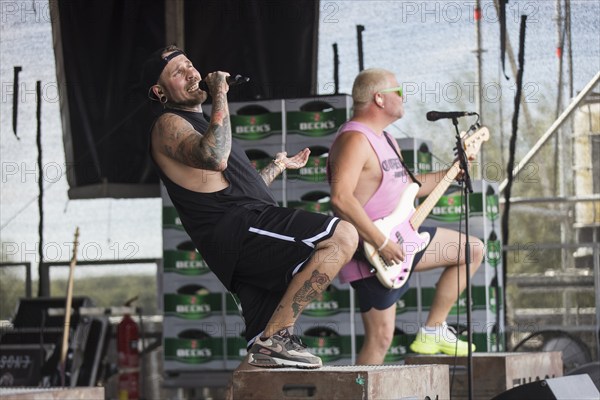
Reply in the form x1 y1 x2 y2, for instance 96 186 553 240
377 237 389 252
273 159 286 172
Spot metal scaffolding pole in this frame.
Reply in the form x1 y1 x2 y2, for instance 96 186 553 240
499 72 600 193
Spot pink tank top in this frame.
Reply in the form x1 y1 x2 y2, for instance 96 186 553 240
329 121 412 283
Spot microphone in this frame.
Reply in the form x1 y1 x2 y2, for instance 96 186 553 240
198 74 250 92
426 111 478 121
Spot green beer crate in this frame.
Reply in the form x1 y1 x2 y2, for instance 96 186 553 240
163 206 185 230
226 336 249 364
162 272 225 293
355 331 416 363
161 248 225 295
284 96 350 191
417 180 504 341
485 231 502 269
231 110 283 141
421 286 490 314
242 145 286 201
302 284 352 317
421 180 501 238
285 145 329 183
206 99 285 146
162 249 211 276
161 182 174 206
163 289 224 320
285 184 333 215
244 147 285 177
396 287 419 314
285 95 352 137
397 138 433 174
162 230 194 251
163 331 226 371
300 326 353 365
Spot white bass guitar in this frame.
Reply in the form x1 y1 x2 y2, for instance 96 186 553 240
363 126 490 289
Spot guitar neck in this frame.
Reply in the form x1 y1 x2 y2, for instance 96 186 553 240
410 161 462 229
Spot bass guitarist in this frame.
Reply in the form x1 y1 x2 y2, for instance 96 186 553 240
327 68 484 364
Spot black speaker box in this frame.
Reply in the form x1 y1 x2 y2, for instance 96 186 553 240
11 296 93 328
492 374 600 400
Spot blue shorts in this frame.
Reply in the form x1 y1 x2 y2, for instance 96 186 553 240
350 226 437 313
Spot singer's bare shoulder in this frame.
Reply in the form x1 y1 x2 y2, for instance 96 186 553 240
151 113 215 169
153 113 201 148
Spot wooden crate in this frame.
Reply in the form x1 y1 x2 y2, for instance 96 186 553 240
405 352 563 400
0 388 104 400
232 364 449 399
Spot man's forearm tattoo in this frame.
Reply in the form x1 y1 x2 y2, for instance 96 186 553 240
199 91 231 170
259 162 282 186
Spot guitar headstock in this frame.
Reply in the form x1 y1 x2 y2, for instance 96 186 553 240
71 227 80 262
460 125 490 158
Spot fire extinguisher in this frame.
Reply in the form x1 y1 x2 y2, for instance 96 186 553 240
117 296 140 400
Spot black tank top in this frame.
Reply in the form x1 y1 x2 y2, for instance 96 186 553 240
150 108 277 286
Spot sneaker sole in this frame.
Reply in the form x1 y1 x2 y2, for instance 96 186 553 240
409 341 441 355
410 342 474 357
438 344 474 357
248 353 321 369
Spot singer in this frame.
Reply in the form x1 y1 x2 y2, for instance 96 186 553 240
141 45 358 369
326 68 484 364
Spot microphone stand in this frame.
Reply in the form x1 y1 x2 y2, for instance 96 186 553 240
452 117 474 400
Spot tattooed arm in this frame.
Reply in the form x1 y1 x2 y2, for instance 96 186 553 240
259 148 311 186
153 72 231 171
259 160 285 186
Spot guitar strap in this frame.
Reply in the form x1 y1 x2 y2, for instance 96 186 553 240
383 131 422 187
352 131 423 267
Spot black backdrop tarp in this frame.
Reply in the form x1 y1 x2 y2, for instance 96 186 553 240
54 0 319 198
184 1 319 101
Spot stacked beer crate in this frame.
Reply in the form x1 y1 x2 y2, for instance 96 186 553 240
283 95 355 365
416 179 505 353
161 186 233 373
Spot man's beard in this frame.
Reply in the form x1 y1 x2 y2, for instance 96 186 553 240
169 92 206 108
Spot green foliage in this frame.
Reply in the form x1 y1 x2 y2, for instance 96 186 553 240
0 268 31 320
512 289 595 309
50 274 159 314
1 272 159 321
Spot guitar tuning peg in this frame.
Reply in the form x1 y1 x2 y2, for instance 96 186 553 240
468 122 480 133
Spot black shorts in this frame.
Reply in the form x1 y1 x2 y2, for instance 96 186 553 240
222 206 340 342
351 226 437 313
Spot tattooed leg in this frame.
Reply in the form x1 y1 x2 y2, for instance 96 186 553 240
291 270 331 317
264 268 334 338
261 220 358 338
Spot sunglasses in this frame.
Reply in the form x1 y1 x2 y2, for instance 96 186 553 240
379 86 403 97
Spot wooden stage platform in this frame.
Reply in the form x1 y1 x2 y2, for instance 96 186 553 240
0 352 573 399
0 387 104 400
405 351 563 400
233 364 449 399
232 352 564 400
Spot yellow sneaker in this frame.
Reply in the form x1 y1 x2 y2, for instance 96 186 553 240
409 323 475 356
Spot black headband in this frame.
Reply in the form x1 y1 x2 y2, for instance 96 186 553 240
141 49 186 100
